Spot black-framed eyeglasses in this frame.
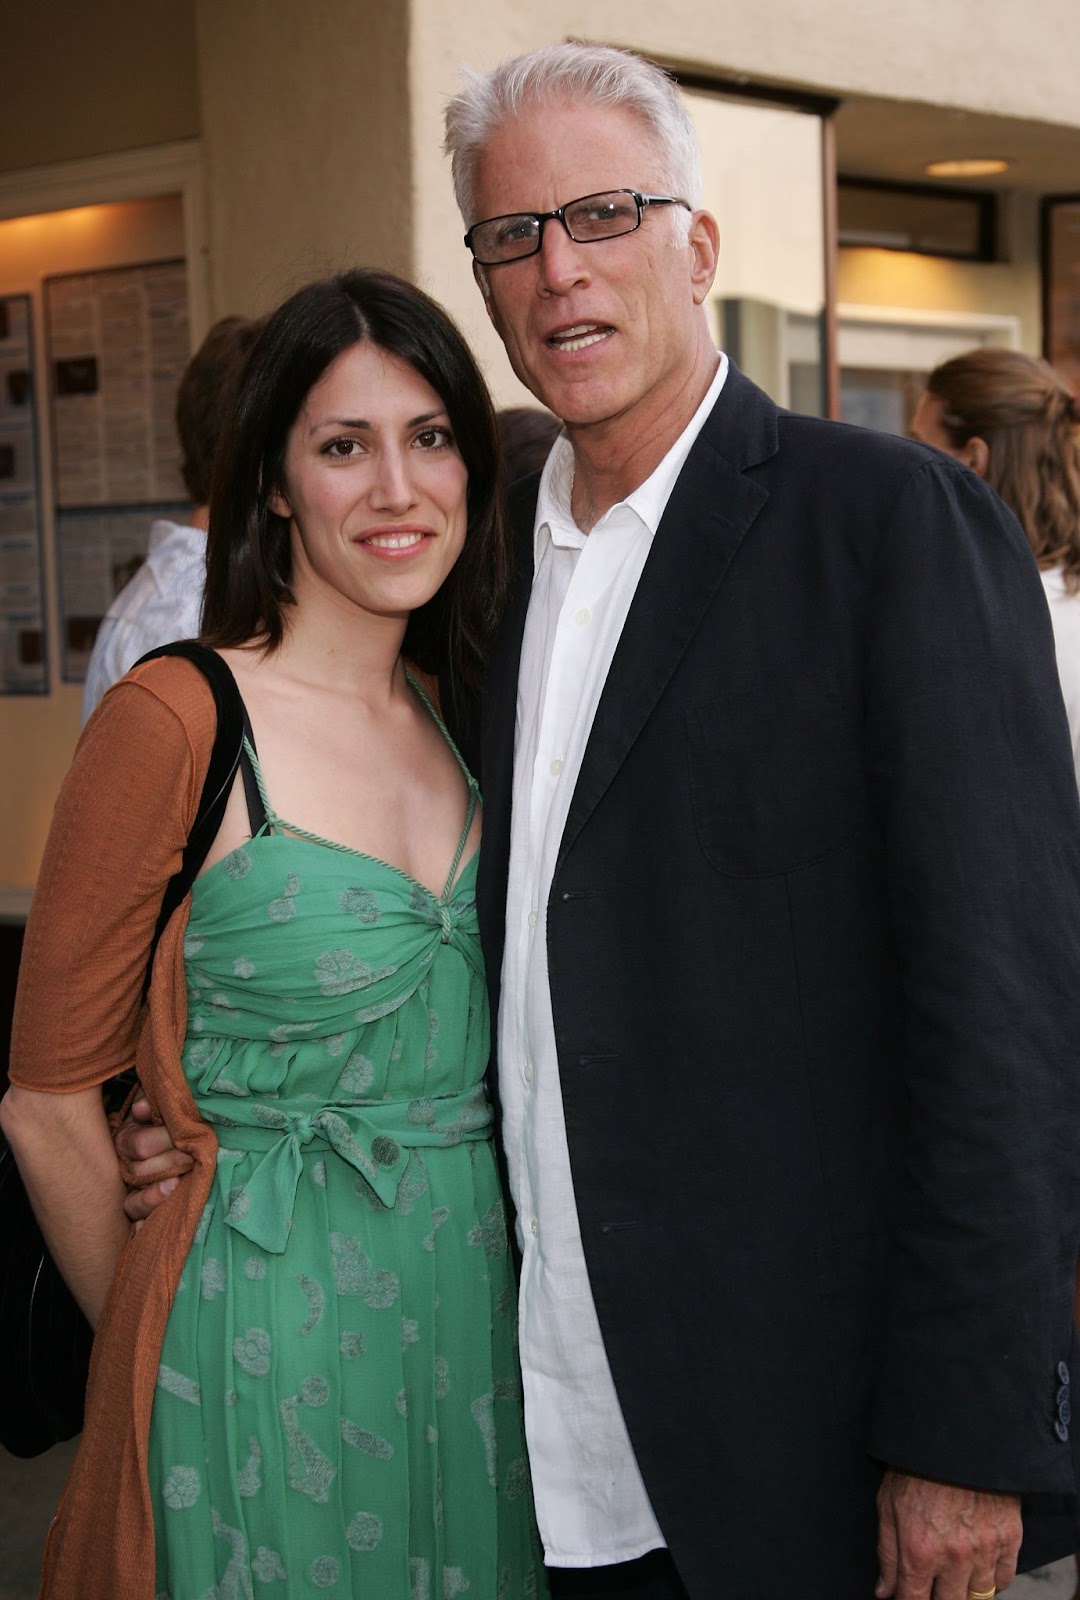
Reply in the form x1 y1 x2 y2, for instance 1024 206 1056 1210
464 189 692 265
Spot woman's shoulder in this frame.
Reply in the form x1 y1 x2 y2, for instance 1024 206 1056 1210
94 650 220 751
85 649 222 774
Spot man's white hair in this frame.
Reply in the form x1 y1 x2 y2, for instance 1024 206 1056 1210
443 41 703 227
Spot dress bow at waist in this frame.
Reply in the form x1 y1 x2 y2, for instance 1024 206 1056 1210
204 1086 493 1253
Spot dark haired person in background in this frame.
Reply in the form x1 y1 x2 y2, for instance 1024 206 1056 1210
3 269 544 1600
497 405 561 482
81 314 259 721
912 346 1080 789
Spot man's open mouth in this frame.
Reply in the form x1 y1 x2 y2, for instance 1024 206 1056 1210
547 324 614 353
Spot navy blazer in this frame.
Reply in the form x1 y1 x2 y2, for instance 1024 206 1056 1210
464 365 1080 1597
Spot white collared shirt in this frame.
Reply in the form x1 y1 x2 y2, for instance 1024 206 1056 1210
82 518 205 723
1041 566 1080 793
499 353 729 1566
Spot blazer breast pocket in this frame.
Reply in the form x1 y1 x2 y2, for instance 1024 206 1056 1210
686 673 869 878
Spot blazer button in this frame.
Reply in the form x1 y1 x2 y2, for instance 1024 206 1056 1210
1058 1384 1071 1408
1060 1399 1072 1427
1058 1361 1071 1386
1055 1418 1070 1443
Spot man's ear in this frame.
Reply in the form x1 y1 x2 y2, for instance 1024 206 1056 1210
961 435 990 479
689 209 720 306
267 485 292 519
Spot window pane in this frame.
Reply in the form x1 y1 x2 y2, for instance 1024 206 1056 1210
838 181 991 260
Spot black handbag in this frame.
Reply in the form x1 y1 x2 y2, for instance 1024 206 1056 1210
0 642 247 1458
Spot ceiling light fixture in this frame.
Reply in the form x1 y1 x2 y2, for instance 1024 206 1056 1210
924 158 1010 178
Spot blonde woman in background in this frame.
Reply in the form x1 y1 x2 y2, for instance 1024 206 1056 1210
911 346 1080 788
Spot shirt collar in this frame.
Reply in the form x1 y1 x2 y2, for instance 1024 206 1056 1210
146 517 202 551
533 351 729 569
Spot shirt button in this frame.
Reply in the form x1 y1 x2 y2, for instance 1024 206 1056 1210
550 757 563 776
524 1061 534 1084
528 908 538 927
530 1217 539 1237
574 607 591 626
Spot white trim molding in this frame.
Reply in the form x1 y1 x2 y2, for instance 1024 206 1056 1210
837 303 1022 373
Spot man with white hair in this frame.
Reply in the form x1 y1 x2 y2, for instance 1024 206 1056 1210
440 40 1080 1600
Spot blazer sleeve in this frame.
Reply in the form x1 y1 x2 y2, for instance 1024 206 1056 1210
10 663 215 1095
862 455 1080 1492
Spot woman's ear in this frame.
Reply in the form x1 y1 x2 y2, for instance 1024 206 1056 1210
267 485 292 518
961 435 990 479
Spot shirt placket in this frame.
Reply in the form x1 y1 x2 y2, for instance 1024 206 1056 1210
520 543 607 1225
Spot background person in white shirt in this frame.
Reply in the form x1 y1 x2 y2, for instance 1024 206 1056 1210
81 315 258 720
910 346 1080 793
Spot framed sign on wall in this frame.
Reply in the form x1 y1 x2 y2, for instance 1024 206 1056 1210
44 258 191 681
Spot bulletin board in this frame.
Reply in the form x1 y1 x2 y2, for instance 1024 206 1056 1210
0 294 47 695
44 258 191 682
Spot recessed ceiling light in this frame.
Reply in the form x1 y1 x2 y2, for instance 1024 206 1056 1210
924 158 1010 178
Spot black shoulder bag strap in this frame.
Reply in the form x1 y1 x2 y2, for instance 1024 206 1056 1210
132 641 254 998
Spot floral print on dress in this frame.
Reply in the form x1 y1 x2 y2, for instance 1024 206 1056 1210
149 729 543 1598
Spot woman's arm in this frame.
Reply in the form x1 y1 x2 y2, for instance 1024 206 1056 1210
6 662 216 1302
0 1083 130 1328
10 671 209 1097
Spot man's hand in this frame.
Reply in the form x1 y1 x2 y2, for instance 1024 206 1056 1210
115 1096 193 1223
876 1469 1021 1600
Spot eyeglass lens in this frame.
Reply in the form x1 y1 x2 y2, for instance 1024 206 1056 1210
471 190 642 263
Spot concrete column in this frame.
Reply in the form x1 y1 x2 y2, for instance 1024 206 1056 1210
194 0 414 319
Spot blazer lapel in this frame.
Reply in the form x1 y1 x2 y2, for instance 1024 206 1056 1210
557 366 779 868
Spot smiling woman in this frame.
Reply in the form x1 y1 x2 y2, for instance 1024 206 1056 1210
203 269 508 685
2 269 547 1600
266 341 469 634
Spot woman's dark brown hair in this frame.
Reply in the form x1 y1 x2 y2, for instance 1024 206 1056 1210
926 347 1080 591
202 268 508 685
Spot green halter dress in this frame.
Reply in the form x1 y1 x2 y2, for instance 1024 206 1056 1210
148 689 545 1599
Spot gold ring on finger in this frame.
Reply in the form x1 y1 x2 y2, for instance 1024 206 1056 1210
967 1588 996 1599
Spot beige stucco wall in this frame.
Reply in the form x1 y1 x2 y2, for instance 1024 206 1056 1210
193 0 414 320
414 0 1080 132
0 0 199 176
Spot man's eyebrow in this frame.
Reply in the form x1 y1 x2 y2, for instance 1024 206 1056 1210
308 409 448 434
